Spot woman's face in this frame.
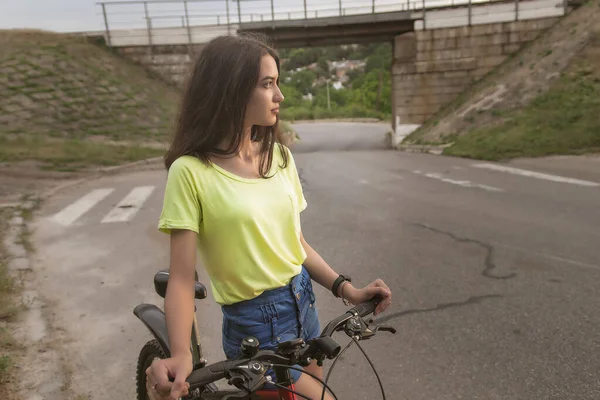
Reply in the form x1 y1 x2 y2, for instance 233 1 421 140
244 54 284 128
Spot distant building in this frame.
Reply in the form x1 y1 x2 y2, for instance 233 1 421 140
329 60 365 83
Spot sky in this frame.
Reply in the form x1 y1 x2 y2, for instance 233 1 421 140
0 0 108 32
0 0 402 33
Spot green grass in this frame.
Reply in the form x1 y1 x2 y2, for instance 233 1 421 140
0 136 165 172
443 69 600 160
0 209 16 387
0 261 16 321
0 355 12 381
1 30 179 171
279 120 301 145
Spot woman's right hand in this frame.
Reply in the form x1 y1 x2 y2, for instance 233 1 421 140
145 354 193 400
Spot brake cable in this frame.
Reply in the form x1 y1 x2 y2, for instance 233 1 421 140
270 382 312 400
321 340 354 400
270 364 340 400
320 321 388 400
352 336 387 400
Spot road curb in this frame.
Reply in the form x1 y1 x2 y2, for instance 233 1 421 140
96 156 164 174
395 143 453 155
290 118 389 124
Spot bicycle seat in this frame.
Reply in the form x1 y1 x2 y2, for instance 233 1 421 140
153 270 208 300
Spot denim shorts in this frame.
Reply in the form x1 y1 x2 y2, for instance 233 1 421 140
221 266 321 387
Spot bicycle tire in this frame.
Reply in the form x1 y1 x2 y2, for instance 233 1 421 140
136 339 168 400
136 339 219 400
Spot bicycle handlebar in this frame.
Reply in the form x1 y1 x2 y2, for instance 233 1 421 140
349 295 381 317
185 296 389 391
186 360 237 389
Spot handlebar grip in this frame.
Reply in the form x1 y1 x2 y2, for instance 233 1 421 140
186 360 235 388
315 336 341 358
350 295 382 318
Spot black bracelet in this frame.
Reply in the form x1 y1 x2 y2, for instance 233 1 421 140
331 274 351 298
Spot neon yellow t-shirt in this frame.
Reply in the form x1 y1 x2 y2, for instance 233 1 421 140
157 144 307 305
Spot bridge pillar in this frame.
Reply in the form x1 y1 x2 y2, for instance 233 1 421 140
392 32 420 145
391 17 560 147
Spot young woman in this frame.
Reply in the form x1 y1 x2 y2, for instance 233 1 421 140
145 34 392 400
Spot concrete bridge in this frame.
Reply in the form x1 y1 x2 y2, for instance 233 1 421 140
96 0 569 143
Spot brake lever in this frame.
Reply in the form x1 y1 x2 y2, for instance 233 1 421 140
344 315 398 340
225 363 268 394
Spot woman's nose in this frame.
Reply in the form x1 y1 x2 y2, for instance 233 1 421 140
274 88 284 103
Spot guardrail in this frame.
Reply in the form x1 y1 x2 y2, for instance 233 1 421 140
96 0 567 47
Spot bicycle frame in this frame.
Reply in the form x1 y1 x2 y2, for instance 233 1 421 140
136 269 336 400
201 388 296 400
197 371 299 399
259 390 296 400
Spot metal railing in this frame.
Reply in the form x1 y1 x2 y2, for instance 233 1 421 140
96 0 453 45
98 0 425 31
96 0 567 47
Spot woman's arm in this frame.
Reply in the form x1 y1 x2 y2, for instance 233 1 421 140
165 229 198 358
300 231 392 316
147 229 197 398
299 231 339 292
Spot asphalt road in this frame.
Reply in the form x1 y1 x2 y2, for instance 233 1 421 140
31 122 600 399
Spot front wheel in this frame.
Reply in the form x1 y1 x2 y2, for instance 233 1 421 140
136 339 218 400
136 339 167 400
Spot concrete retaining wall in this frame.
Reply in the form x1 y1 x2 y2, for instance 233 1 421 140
392 15 559 133
115 44 205 86
108 24 237 47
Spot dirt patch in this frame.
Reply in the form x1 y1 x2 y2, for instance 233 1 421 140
0 159 76 201
0 160 81 205
0 205 31 400
0 209 19 400
0 197 88 400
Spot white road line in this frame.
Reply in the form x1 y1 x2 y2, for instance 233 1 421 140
413 170 504 192
473 163 600 187
495 243 600 271
101 186 155 223
52 189 114 226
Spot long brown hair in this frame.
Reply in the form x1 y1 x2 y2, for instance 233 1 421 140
164 33 288 177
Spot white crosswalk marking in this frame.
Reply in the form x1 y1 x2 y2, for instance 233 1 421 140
473 163 600 187
52 189 114 226
101 186 155 223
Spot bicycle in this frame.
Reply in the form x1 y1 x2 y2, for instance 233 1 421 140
134 269 396 400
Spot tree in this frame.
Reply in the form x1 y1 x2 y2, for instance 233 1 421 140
313 86 350 109
365 43 392 72
317 57 329 73
288 69 317 95
283 48 324 71
348 69 392 114
279 83 304 107
279 43 393 118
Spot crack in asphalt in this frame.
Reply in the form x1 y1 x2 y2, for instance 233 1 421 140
374 294 503 324
414 223 517 280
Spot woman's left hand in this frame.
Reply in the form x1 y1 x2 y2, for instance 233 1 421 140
344 279 392 316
